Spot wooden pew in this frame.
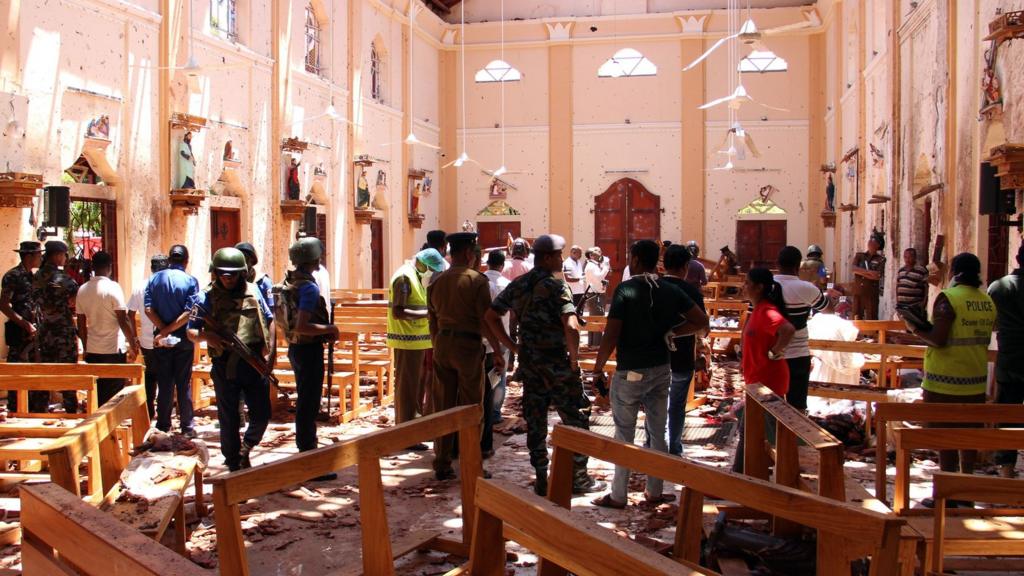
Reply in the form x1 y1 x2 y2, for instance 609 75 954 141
929 472 1024 574
873 403 1024 508
0 375 98 422
470 478 714 576
210 404 483 576
0 362 143 382
544 425 906 576
19 483 211 576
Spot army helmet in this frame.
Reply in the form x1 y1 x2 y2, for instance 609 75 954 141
211 247 248 273
289 236 323 266
807 244 823 257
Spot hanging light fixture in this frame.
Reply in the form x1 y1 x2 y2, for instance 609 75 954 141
444 0 474 169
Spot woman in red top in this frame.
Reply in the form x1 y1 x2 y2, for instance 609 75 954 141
742 268 795 396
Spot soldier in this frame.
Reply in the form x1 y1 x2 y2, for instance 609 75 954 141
799 244 829 289
1 241 44 412
33 240 80 413
188 248 275 471
485 234 604 496
235 242 274 308
427 232 504 480
851 232 887 320
277 237 340 481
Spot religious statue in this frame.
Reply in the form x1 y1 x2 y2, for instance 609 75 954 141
85 115 110 139
287 158 301 200
372 170 390 210
825 173 836 212
409 181 422 216
176 131 196 189
223 140 235 161
461 219 475 232
489 178 507 199
355 168 371 209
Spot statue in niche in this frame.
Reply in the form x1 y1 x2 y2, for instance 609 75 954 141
372 169 390 210
223 140 237 161
286 157 301 200
176 131 196 189
85 115 110 139
981 43 1002 110
825 173 836 212
409 180 422 216
355 168 371 209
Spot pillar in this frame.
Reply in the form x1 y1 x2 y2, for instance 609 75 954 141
680 34 706 247
548 44 573 241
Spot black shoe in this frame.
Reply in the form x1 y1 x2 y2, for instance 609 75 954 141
312 472 338 482
483 469 492 479
435 468 456 481
481 449 495 460
182 428 197 439
239 443 253 470
407 443 429 451
534 468 548 497
572 477 607 495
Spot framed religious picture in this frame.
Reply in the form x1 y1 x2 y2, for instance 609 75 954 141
421 175 433 197
488 177 507 200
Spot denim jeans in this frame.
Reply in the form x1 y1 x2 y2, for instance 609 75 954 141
289 342 325 452
667 370 694 456
489 348 509 421
154 343 195 432
212 355 270 470
610 364 671 502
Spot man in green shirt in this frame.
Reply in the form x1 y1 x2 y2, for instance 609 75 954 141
989 245 1024 478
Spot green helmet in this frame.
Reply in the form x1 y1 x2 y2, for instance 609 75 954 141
212 247 248 273
807 244 823 257
289 237 322 266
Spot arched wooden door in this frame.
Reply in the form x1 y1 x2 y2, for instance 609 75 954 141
593 178 661 292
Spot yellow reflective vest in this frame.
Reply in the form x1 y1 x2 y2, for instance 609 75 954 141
922 284 996 396
386 263 432 350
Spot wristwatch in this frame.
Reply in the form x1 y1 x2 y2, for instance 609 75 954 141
767 350 782 361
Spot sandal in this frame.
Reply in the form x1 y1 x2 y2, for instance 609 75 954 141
591 494 626 509
644 493 676 504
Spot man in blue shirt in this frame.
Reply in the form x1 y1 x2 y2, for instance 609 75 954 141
145 244 200 436
188 247 275 471
235 242 274 308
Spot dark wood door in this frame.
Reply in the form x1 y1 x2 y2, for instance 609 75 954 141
735 220 787 270
594 178 661 292
477 221 521 252
370 219 384 292
987 214 1009 283
210 209 241 255
316 214 328 266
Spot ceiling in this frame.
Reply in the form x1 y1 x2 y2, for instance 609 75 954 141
432 1 815 23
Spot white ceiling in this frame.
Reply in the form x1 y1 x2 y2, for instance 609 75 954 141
447 1 815 24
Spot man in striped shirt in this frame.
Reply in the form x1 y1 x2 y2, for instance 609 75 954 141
896 248 929 317
775 246 830 411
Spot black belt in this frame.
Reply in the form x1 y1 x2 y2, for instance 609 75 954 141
438 328 481 341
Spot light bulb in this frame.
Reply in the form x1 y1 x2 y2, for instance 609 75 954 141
325 105 339 119
453 152 469 167
493 165 507 177
405 132 419 144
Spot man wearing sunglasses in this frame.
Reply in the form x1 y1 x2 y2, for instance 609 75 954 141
188 247 275 471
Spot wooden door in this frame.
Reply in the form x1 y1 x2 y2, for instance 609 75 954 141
477 221 521 251
987 214 1009 283
210 209 241 255
594 178 661 292
735 220 787 270
370 219 384 292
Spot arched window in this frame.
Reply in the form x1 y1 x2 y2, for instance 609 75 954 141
305 5 322 75
738 50 788 73
474 59 521 83
598 48 657 78
370 43 385 103
211 0 238 41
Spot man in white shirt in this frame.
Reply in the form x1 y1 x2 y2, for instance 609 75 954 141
77 251 139 406
775 246 830 410
562 245 586 307
483 250 511 457
127 254 168 418
584 247 610 347
808 298 864 386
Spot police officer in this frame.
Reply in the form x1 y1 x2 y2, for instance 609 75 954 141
188 248 275 471
1 241 44 412
235 242 274 308
485 234 604 496
799 244 829 289
277 237 340 481
427 232 504 480
34 240 80 413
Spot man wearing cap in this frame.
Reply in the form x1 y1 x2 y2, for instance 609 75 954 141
235 242 274 309
76 250 139 406
684 241 708 288
502 238 533 281
485 234 604 496
388 248 446 438
427 233 504 479
145 245 200 436
1 241 44 411
33 240 81 413
583 246 610 347
425 230 450 281
799 245 829 289
189 247 275 471
127 255 169 418
851 232 887 320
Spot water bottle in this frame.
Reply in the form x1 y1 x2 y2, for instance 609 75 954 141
162 335 180 347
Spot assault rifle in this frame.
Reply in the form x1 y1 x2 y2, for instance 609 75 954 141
201 314 279 387
573 285 596 326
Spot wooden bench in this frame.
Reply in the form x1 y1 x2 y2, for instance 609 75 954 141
543 425 906 575
211 404 484 576
19 482 211 576
470 478 715 575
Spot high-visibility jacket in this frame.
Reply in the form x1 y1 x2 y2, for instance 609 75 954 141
923 284 996 396
386 263 431 350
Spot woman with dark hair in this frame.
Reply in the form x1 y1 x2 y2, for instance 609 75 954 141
901 252 996 486
742 268 796 396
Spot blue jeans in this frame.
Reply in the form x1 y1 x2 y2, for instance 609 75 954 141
490 349 508 421
667 370 694 455
155 343 195 432
610 364 670 503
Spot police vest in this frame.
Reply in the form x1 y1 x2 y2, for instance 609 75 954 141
206 282 270 357
386 263 431 350
922 284 996 396
275 271 329 345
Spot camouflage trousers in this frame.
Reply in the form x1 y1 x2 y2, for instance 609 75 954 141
37 321 80 413
518 348 591 480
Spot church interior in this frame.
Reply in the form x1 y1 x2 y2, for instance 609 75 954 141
1 0 1024 574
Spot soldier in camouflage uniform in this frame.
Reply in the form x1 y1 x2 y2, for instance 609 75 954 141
485 234 605 496
1 241 45 412
33 241 80 413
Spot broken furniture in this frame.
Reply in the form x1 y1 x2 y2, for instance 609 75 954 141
210 404 483 576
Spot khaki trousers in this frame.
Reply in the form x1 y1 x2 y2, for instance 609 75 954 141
394 348 427 424
431 333 485 472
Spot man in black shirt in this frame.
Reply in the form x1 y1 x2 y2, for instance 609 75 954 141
660 245 708 455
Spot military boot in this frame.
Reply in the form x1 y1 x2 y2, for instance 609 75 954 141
572 471 607 495
239 442 254 470
533 467 548 497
